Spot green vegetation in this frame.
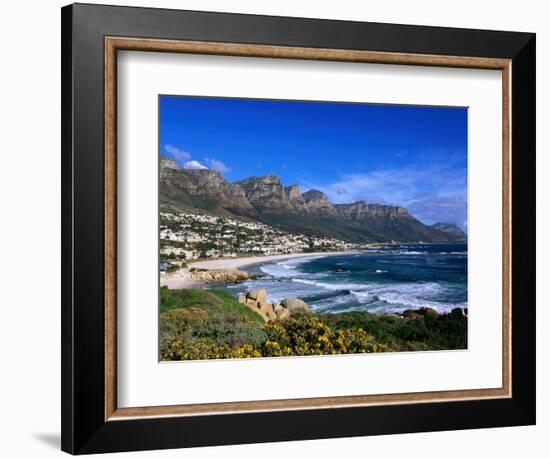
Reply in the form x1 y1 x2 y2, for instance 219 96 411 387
257 212 453 243
160 188 225 215
159 288 467 361
160 287 263 322
320 308 467 351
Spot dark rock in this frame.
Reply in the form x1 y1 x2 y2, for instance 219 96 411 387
402 307 441 319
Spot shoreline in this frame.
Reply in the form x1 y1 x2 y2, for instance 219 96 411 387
188 250 359 271
160 250 358 289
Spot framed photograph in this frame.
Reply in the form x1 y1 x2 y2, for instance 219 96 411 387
61 3 536 454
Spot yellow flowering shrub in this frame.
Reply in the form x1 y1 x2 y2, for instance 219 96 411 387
161 313 388 361
262 314 389 356
160 338 261 360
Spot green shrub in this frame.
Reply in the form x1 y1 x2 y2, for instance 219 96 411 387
320 308 467 351
160 307 208 341
193 317 267 347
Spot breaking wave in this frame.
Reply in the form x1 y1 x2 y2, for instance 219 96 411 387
232 245 467 314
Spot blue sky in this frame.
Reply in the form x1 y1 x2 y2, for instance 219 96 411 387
160 95 468 231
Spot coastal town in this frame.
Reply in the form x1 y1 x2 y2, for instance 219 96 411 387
160 211 359 273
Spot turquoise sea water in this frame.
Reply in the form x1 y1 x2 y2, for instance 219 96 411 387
216 243 467 314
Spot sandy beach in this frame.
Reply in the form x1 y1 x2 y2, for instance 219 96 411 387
160 269 205 289
160 250 358 289
188 250 358 270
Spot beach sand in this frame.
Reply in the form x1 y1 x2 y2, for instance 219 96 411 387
160 251 358 289
188 250 358 270
160 269 205 289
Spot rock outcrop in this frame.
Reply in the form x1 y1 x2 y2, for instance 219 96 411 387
235 174 289 211
160 156 180 179
335 201 409 219
333 200 370 219
302 189 337 216
280 297 310 313
189 268 251 284
285 184 308 212
402 307 441 319
239 289 309 322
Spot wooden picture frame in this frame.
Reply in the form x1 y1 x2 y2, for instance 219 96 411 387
62 3 535 454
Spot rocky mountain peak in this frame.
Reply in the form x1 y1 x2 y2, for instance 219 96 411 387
302 189 329 202
238 174 282 186
284 185 308 212
285 184 302 201
301 189 336 216
183 168 224 180
160 155 181 179
334 200 369 219
236 174 287 211
160 155 180 170
366 204 409 217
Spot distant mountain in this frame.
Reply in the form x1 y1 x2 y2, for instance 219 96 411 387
159 155 464 243
430 222 466 239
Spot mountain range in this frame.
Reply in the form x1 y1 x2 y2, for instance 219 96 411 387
160 155 466 243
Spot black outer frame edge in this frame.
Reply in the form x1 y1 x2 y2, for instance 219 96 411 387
61 3 536 454
69 2 534 57
79 398 531 455
510 35 536 423
61 4 75 455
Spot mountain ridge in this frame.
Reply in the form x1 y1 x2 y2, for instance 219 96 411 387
159 155 464 243
430 222 466 239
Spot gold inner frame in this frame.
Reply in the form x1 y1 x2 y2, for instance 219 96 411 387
104 37 512 421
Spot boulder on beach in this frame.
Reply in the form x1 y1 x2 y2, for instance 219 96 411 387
189 268 250 284
276 308 291 320
258 300 273 315
247 289 267 303
239 289 301 322
281 297 310 313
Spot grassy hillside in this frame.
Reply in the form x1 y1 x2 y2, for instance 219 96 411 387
160 288 467 360
160 187 232 216
257 212 455 243
160 287 264 321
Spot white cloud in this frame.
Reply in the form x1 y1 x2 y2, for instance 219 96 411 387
299 161 467 230
183 160 208 170
163 146 231 174
164 144 191 164
204 157 231 174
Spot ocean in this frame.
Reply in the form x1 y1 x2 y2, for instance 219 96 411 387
215 243 467 314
